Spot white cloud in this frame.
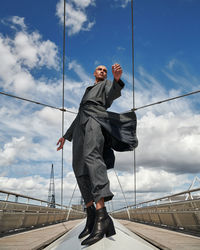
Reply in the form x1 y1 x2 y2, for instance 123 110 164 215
163 59 200 92
117 46 126 51
0 137 27 166
120 0 131 8
56 0 95 36
110 64 200 177
113 66 192 116
113 0 131 8
0 97 78 181
10 16 26 30
72 0 95 9
68 60 93 83
0 18 59 97
13 71 35 93
13 31 59 69
109 168 190 194
0 172 80 205
108 168 190 209
14 32 39 68
113 110 200 175
0 15 80 174
0 168 190 209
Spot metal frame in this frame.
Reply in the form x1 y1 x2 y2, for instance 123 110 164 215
0 189 86 234
111 188 200 233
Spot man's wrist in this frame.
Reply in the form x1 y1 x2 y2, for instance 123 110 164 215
114 78 120 82
114 78 125 88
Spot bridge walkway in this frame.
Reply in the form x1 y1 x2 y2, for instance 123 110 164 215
0 219 200 250
44 219 158 250
119 219 200 250
0 220 81 250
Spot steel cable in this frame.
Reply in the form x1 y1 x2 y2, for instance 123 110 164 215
61 0 66 209
0 91 77 114
131 0 137 209
132 89 200 112
1 89 200 114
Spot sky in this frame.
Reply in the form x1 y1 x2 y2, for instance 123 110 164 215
0 0 200 210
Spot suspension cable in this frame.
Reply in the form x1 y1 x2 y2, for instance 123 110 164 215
114 169 130 220
1 88 200 115
0 91 77 114
61 0 66 209
66 182 78 220
132 89 200 111
131 0 137 208
131 0 135 108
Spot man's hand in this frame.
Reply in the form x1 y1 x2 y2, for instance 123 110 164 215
57 137 65 151
112 64 123 82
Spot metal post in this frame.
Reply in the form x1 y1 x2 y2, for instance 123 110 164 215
131 0 137 207
61 0 66 209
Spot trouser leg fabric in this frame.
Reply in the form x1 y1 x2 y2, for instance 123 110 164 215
76 175 94 205
83 118 114 203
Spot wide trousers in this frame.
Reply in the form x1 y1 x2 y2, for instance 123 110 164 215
74 117 114 204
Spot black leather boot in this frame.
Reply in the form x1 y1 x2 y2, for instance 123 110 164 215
78 204 96 239
81 207 116 246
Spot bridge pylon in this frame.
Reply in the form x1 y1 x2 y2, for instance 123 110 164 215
47 164 56 208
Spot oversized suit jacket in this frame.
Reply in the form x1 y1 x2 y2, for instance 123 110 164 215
63 79 138 175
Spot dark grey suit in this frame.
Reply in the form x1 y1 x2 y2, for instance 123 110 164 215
63 79 138 203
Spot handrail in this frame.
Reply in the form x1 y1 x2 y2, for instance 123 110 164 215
0 191 86 234
0 189 85 214
0 189 66 208
112 187 200 213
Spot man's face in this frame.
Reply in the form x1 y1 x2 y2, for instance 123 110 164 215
94 65 107 83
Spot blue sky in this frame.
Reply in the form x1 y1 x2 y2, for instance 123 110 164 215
0 0 200 209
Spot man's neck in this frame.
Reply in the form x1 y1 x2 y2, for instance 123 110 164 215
95 78 106 84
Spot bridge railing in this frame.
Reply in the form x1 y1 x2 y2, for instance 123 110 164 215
111 188 200 233
0 190 85 234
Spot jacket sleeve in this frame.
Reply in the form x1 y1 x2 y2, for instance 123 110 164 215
63 114 78 142
105 79 125 108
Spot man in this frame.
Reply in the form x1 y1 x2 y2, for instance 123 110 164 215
57 64 138 246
